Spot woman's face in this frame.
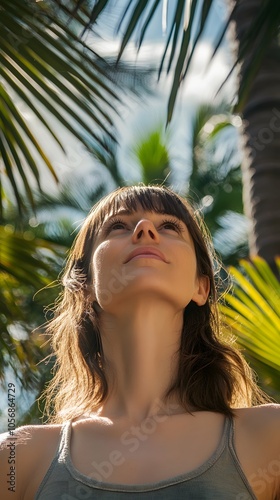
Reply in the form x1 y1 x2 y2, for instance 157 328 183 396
91 207 209 311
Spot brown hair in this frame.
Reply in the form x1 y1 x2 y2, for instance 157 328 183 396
42 185 267 422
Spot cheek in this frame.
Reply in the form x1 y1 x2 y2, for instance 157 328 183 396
92 242 110 285
175 253 198 295
93 245 126 309
92 241 122 303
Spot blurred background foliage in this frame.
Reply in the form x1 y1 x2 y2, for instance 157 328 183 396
0 0 279 429
220 256 280 400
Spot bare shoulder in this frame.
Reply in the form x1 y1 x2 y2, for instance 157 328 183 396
0 424 61 500
233 404 280 499
234 403 280 431
0 422 62 451
233 403 280 445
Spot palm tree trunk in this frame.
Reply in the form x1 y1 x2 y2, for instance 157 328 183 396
230 0 280 273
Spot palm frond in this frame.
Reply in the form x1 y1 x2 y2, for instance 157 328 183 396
220 257 280 393
132 125 171 184
0 227 63 286
82 0 280 121
0 0 123 211
0 224 64 386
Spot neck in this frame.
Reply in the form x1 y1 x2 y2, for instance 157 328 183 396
96 298 185 424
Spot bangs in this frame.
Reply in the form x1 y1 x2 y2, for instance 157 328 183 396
93 185 194 231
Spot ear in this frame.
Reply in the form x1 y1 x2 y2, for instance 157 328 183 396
192 275 210 306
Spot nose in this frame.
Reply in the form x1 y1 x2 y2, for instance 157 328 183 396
132 219 160 242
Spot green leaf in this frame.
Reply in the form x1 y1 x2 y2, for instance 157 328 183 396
0 0 125 213
221 257 280 390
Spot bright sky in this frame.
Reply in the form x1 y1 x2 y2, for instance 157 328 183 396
26 0 236 192
82 0 236 190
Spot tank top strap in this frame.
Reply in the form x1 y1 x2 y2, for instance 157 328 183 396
226 415 234 444
226 413 255 495
215 414 232 453
227 414 238 453
57 420 72 463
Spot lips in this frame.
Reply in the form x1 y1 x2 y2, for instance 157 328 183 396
124 247 167 263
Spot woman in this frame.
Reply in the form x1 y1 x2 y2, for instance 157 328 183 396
1 184 279 500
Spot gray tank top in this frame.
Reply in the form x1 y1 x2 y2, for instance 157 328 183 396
35 416 256 499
